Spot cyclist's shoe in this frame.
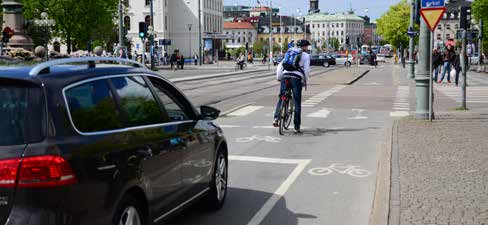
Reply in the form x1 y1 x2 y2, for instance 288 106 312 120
273 120 279 127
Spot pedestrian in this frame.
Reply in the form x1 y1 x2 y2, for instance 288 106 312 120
438 44 456 83
453 52 461 86
432 48 443 81
171 51 177 70
248 51 253 64
178 53 185 70
194 53 198 65
163 52 169 65
262 54 267 64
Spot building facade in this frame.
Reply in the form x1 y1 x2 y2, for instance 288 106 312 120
223 5 251 19
223 22 257 49
127 0 224 61
434 0 473 48
257 15 308 53
305 12 364 49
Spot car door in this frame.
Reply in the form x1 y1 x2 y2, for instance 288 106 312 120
108 75 184 218
147 76 215 198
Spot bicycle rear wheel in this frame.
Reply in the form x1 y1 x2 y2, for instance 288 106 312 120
284 98 294 129
278 100 288 135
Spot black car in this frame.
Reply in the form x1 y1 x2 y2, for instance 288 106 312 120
0 57 228 225
310 54 336 67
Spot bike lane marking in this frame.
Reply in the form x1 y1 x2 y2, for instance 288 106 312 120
228 155 311 225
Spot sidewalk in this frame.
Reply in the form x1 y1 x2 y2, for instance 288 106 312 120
387 111 488 225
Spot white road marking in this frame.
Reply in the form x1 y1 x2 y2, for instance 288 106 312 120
348 109 368 120
228 155 311 225
390 111 410 117
308 163 371 178
227 106 264 116
236 135 281 143
306 108 331 118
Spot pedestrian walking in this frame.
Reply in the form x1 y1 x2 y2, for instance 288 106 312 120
177 53 185 70
248 52 253 64
432 48 443 81
453 53 461 86
438 44 456 83
194 53 198 65
170 51 177 70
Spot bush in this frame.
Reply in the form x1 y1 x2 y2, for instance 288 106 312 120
8 48 35 61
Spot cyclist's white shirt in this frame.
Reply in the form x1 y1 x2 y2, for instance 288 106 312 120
276 47 311 84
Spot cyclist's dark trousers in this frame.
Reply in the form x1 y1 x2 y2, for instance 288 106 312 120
273 77 303 129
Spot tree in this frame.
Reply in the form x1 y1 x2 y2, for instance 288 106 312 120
376 0 412 50
253 41 265 56
23 0 118 54
472 0 488 55
329 37 340 51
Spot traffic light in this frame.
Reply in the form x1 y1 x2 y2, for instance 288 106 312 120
346 36 350 45
415 0 421 24
2 27 14 43
460 6 472 30
139 22 147 39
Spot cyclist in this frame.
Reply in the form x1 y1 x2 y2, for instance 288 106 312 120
237 53 246 70
272 39 311 133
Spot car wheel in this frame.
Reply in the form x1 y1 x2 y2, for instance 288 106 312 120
205 148 228 210
112 195 145 225
323 61 330 67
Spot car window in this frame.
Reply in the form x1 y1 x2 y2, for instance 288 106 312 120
148 77 191 122
0 84 45 145
65 79 123 133
110 76 166 127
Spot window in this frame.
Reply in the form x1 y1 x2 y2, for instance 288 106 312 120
65 79 123 133
149 77 190 122
322 24 325 28
437 33 441 39
165 16 168 30
145 0 150 6
446 34 450 39
446 24 451 30
437 24 442 30
312 24 315 29
341 31 343 35
165 0 167 6
237 37 240 43
0 85 44 145
455 24 459 29
110 76 165 127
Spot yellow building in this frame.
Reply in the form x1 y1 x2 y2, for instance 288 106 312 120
257 15 308 52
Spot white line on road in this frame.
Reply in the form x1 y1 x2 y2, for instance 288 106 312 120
306 108 331 118
227 106 264 116
390 111 410 117
228 155 311 225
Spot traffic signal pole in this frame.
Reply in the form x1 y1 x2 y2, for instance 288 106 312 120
118 0 124 55
415 18 431 120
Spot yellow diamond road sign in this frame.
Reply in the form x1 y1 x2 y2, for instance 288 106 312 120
420 7 446 32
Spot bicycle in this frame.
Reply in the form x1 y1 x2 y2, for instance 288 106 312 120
235 61 247 71
278 78 294 135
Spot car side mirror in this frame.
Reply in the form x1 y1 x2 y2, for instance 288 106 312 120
200 105 220 120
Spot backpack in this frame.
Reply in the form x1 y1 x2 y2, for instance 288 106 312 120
282 49 302 72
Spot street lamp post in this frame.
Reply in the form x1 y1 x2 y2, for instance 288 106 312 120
188 24 192 58
150 0 155 70
34 12 56 61
408 0 416 79
118 0 124 56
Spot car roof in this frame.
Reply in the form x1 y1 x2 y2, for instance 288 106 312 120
0 64 159 86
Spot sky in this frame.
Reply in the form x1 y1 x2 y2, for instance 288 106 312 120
223 0 403 20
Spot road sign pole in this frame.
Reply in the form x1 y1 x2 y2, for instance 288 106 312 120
429 31 434 121
461 30 467 109
416 17 431 120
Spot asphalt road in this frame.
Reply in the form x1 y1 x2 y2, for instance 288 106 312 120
164 63 488 225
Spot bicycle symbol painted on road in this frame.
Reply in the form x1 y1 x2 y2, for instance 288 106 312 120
236 135 282 143
308 163 371 178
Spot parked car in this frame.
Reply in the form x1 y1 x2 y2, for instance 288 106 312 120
359 53 371 65
0 57 228 225
332 54 353 66
273 55 283 66
310 53 336 67
376 54 386 63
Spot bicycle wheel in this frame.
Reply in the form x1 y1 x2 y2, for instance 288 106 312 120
278 100 288 135
284 96 294 129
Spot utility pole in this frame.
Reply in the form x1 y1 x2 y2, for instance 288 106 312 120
415 18 431 120
478 20 483 71
408 0 416 79
268 0 272 70
461 30 467 109
198 0 202 65
118 0 124 55
150 0 155 70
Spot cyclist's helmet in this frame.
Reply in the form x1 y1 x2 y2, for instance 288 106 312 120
296 39 311 47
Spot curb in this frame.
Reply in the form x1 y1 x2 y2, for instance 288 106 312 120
220 102 256 117
169 69 271 83
369 119 394 225
347 69 370 85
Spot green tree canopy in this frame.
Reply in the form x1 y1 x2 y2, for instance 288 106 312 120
376 0 411 50
472 0 488 54
23 0 118 53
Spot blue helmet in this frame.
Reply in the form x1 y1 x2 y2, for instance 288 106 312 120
288 41 295 48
